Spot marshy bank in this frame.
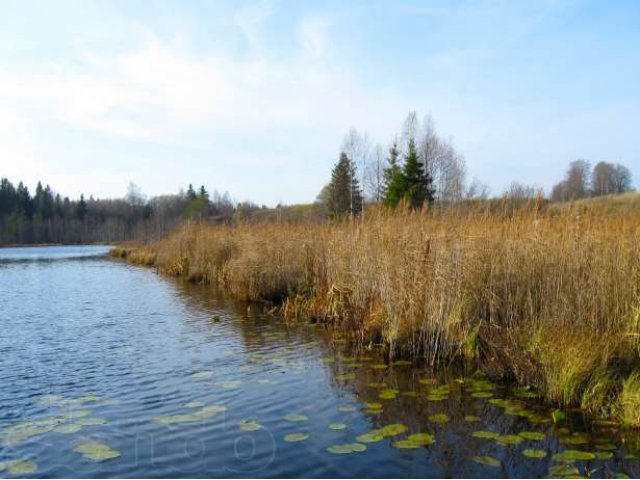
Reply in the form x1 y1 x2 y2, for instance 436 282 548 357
111 196 640 426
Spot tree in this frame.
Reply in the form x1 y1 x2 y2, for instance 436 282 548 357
382 140 405 207
327 152 362 219
75 194 87 220
186 184 197 201
402 137 429 209
552 160 591 201
612 164 632 194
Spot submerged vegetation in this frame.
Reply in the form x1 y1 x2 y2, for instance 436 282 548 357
112 194 640 425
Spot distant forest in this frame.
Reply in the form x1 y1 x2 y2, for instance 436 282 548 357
0 180 269 245
1 112 635 245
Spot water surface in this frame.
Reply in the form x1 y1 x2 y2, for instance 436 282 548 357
0 245 638 478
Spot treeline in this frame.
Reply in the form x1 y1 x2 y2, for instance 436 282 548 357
0 179 266 245
319 111 635 218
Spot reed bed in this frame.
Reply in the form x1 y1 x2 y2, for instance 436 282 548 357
111 197 640 423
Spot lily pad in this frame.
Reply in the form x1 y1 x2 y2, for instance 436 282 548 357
523 449 548 459
7 460 38 475
594 442 616 451
327 443 366 454
473 455 501 467
216 380 241 390
379 389 398 400
338 406 357 413
239 420 262 431
284 432 310 443
519 431 546 441
560 433 590 445
394 432 436 448
553 450 597 461
184 401 205 408
54 423 83 434
428 413 450 424
283 414 308 422
74 441 121 461
190 370 214 379
426 394 449 401
356 431 385 443
76 417 107 426
549 464 580 477
472 430 500 440
329 423 347 430
370 364 388 370
380 423 408 436
471 391 494 399
596 451 614 460
366 402 383 409
496 434 524 445
336 373 356 381
465 415 481 422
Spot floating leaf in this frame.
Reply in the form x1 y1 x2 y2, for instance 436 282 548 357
366 402 383 409
338 406 357 413
553 450 597 461
519 431 546 441
7 460 38 475
426 394 449 401
471 391 493 399
594 441 616 451
379 389 398 400
356 431 385 443
190 370 214 379
365 408 383 415
473 455 501 467
76 417 107 426
152 405 226 424
472 430 500 440
393 432 436 448
523 449 548 459
496 434 524 445
370 364 388 370
54 423 83 434
367 382 387 388
283 414 308 422
528 414 552 424
284 432 310 443
329 423 347 430
336 373 356 381
327 443 366 454
380 424 408 436
392 360 412 366
239 420 262 431
596 451 614 460
184 402 205 408
549 464 580 477
428 413 450 424
216 380 241 390
64 410 93 420
419 378 437 385
465 415 481 422
560 433 590 445
74 441 120 461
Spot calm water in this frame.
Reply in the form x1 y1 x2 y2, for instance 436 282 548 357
1 245 639 478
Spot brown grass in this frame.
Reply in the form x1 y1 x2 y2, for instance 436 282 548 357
111 196 640 421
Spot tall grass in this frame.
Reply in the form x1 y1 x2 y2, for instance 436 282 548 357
112 196 640 422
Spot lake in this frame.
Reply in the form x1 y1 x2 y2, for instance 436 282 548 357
0 245 638 478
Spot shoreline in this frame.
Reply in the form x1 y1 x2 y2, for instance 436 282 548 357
109 200 640 426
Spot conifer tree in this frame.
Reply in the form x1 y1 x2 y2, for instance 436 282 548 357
383 141 406 207
402 137 427 209
327 152 363 219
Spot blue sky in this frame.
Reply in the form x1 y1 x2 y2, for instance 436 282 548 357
1 0 638 205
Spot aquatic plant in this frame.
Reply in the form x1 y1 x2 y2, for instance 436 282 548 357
113 198 640 417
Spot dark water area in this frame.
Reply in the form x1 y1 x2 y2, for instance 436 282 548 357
1 245 639 478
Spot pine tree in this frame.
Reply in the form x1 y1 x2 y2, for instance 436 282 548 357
402 137 427 209
75 194 87 220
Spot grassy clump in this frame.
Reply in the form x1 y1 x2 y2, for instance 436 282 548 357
113 197 640 419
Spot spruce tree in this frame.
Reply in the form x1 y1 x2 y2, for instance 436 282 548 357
383 141 406 208
327 152 362 219
402 137 427 209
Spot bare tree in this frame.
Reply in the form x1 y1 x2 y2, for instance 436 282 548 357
552 160 591 201
503 181 541 199
364 144 385 202
418 115 467 203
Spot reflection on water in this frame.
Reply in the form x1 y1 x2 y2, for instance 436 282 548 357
0 246 639 478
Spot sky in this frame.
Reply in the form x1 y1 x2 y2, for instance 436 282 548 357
1 0 639 205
